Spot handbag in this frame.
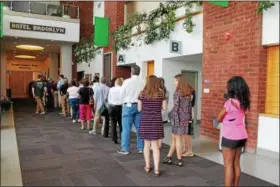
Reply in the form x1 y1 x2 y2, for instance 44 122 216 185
98 103 106 115
0 96 12 111
89 88 94 106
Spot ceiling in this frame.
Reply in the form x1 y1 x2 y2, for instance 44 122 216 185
1 36 61 61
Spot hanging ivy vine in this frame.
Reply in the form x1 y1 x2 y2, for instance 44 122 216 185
112 1 202 52
74 38 100 64
76 1 275 62
257 1 275 13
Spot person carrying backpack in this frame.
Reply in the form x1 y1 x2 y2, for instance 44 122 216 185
32 74 47 114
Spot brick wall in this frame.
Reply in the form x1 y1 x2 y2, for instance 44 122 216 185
104 2 131 79
202 2 267 152
61 1 93 39
60 1 94 80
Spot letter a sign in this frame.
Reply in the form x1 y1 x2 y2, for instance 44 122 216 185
118 54 125 64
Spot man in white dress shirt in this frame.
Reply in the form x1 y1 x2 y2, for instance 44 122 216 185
117 65 145 155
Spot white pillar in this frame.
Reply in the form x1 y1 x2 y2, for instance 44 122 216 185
0 51 7 97
48 53 59 80
60 43 73 80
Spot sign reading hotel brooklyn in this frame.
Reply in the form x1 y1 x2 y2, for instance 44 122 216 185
10 22 65 34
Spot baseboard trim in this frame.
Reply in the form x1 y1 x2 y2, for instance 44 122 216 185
257 147 279 160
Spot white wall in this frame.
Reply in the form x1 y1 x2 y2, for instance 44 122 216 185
93 1 104 22
257 115 279 154
162 59 202 120
60 44 72 80
118 13 203 72
262 2 279 46
133 2 160 14
3 14 80 43
77 49 104 78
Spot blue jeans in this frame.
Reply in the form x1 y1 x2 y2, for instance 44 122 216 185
69 98 79 120
121 103 143 152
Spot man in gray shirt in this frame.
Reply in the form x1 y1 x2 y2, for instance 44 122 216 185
89 77 110 137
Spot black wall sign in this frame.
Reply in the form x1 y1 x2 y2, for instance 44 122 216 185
118 54 125 64
10 22 65 34
170 40 182 54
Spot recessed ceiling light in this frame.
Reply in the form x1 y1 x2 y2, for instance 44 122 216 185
16 45 44 51
15 55 36 59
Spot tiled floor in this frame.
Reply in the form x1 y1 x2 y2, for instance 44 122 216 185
162 125 279 186
2 99 275 186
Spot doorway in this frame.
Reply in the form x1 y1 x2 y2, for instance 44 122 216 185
10 71 33 98
103 53 112 81
147 60 154 77
182 70 199 124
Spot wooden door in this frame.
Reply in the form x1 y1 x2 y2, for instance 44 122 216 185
10 71 25 98
265 46 279 115
103 53 112 82
10 71 33 98
147 61 154 77
25 72 33 98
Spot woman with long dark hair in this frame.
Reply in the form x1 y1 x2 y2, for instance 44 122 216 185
138 75 167 177
162 74 192 167
182 84 195 157
217 76 250 187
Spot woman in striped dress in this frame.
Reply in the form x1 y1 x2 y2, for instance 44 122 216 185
138 75 168 177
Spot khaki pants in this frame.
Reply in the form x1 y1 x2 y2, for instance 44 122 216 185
35 97 44 113
92 110 105 134
61 95 69 116
53 91 59 108
58 92 62 107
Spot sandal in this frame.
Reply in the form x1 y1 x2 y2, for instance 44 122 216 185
176 159 183 167
144 166 151 173
162 157 172 165
154 170 160 177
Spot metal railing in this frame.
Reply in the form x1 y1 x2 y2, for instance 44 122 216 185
5 1 79 19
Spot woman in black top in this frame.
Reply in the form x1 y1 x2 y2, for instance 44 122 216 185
78 79 94 130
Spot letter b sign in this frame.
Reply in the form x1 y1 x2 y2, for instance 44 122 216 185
170 41 182 54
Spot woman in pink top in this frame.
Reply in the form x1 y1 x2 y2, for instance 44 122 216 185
217 76 250 187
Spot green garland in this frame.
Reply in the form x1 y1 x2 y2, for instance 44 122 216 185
74 38 100 64
112 1 202 52
76 1 275 62
257 1 275 13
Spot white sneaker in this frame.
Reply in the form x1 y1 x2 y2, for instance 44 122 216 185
72 120 76 123
35 112 39 114
89 130 96 135
40 112 46 115
78 119 81 123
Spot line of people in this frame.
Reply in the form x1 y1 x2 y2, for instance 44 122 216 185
31 64 250 186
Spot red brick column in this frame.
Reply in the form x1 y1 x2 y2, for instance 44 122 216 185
104 2 131 79
202 2 267 152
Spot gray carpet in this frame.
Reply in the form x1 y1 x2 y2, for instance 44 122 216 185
13 99 275 186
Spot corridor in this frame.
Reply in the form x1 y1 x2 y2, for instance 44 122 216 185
9 99 276 186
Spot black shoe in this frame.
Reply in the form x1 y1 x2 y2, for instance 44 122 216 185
162 157 172 165
176 159 183 167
